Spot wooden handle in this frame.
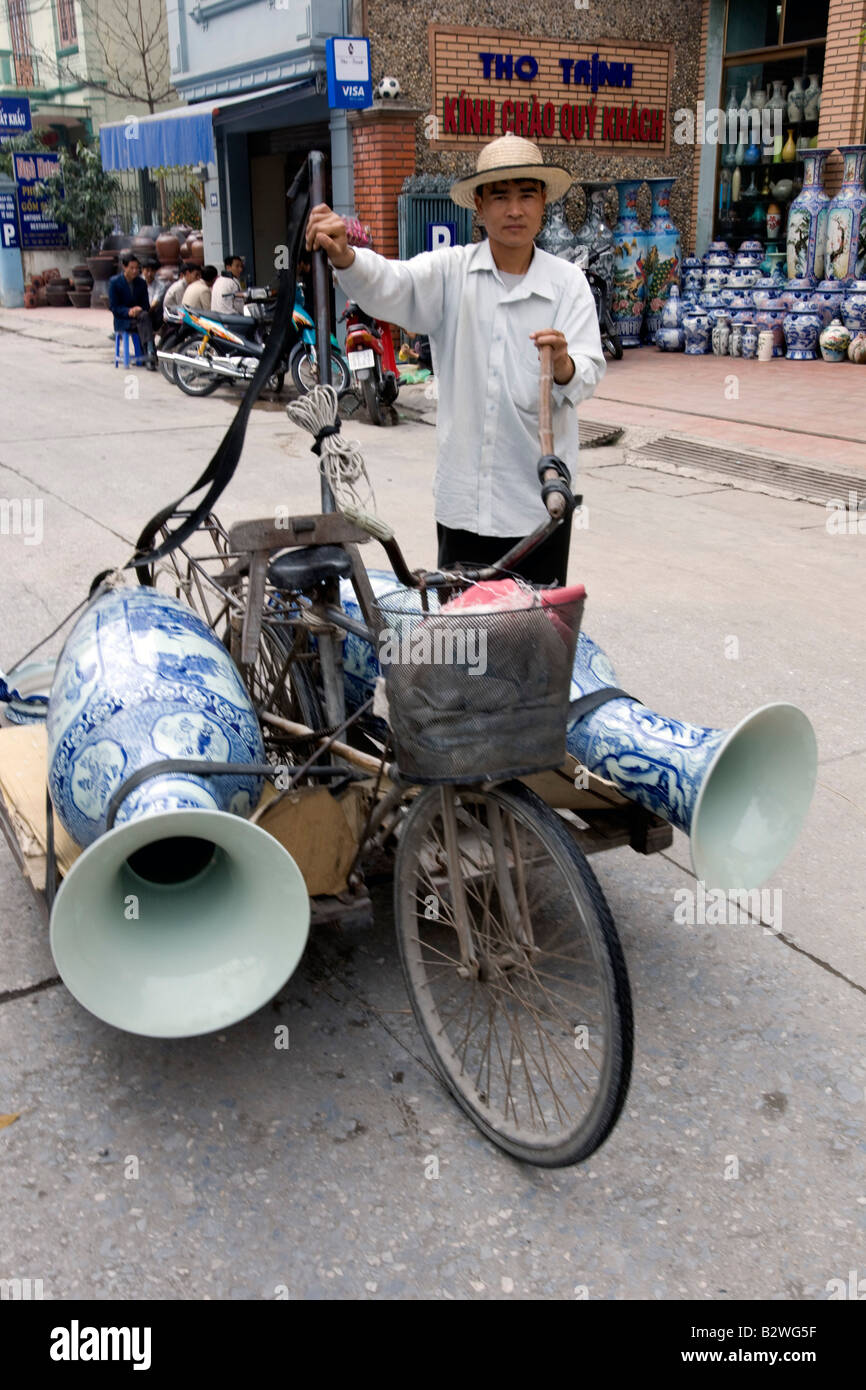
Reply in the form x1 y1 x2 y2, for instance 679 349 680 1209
538 342 554 456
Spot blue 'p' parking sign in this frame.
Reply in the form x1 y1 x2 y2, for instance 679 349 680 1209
427 222 457 251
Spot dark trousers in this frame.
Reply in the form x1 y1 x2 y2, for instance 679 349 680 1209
436 519 572 587
126 311 155 352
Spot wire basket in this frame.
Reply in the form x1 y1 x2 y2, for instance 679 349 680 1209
374 581 585 784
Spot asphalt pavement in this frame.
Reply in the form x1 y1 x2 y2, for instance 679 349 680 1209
0 309 864 1301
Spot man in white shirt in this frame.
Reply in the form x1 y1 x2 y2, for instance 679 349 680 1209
210 253 245 315
162 263 201 318
305 135 605 584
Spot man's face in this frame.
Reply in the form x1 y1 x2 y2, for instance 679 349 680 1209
185 267 201 284
228 258 244 279
142 266 155 284
475 179 546 247
123 258 140 282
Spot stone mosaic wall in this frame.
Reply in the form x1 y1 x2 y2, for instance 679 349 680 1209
364 0 706 247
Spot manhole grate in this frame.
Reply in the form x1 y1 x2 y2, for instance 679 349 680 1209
626 436 862 506
580 421 624 448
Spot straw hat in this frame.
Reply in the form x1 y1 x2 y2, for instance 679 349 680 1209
450 135 572 209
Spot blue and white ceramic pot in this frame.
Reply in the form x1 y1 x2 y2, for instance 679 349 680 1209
537 196 578 258
825 146 866 282
643 178 681 342
656 326 684 351
814 279 846 321
47 586 265 849
841 279 866 334
683 309 712 354
611 179 649 347
783 306 823 360
660 283 686 330
786 149 831 280
781 277 816 309
741 323 759 358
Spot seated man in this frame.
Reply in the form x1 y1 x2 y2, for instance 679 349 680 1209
182 264 218 312
210 253 245 314
161 262 202 320
107 253 157 370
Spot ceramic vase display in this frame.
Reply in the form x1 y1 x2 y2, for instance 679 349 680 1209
741 323 759 358
656 326 685 351
642 178 681 342
683 309 711 354
612 179 649 348
825 145 866 282
766 201 782 243
711 318 731 355
575 182 616 288
538 196 578 258
819 318 851 362
757 330 775 360
787 76 806 125
47 587 266 849
847 332 866 363
786 149 831 280
841 280 866 334
783 305 823 360
804 75 822 122
782 130 797 163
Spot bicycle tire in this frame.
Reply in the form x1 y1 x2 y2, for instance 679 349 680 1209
394 779 633 1167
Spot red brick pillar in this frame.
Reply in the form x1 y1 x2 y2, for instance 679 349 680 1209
817 0 866 194
347 103 423 257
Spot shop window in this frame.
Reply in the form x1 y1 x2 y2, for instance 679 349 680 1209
783 0 830 45
726 0 781 54
7 0 36 87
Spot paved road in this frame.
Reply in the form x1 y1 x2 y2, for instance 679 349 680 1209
1 317 864 1300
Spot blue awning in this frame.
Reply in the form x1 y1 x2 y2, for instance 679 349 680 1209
99 81 316 171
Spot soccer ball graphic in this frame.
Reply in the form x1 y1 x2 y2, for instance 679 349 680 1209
377 76 401 100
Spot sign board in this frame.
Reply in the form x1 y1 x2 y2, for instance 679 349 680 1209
13 152 68 248
427 222 457 251
429 25 671 154
326 37 372 110
0 191 20 249
0 97 32 136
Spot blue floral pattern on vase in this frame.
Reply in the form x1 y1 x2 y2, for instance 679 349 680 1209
786 149 831 280
825 145 866 282
47 586 265 848
643 177 681 343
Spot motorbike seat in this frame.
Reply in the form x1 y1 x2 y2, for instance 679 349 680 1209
267 545 353 592
203 311 259 335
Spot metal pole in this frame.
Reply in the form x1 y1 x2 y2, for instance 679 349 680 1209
308 150 336 513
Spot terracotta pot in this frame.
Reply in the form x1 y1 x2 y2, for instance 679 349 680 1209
30 273 44 289
156 233 181 265
156 264 177 283
46 286 70 306
86 254 117 280
73 274 93 290
90 286 110 309
130 235 157 262
102 233 127 251
170 224 190 241
24 291 37 308
186 238 204 265
43 267 61 283
68 290 92 308
36 286 49 306
71 263 91 277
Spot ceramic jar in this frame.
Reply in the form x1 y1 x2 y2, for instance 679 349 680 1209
47 587 266 850
825 145 866 282
643 177 682 342
727 267 760 290
783 305 823 360
786 149 831 280
575 182 617 285
683 309 711 354
656 326 685 351
787 76 806 125
538 196 578 257
782 277 817 309
660 284 686 330
804 74 822 121
813 279 846 322
847 332 866 363
754 297 789 356
704 267 728 293
841 280 866 334
612 179 649 347
711 318 731 355
729 324 743 357
741 323 759 358
819 318 852 362
757 330 775 361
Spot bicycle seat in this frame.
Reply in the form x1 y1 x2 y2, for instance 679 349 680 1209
268 545 353 591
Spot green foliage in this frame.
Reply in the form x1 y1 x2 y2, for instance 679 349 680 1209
0 130 51 178
36 143 121 255
167 187 202 229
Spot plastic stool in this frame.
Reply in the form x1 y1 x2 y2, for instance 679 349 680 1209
114 330 144 367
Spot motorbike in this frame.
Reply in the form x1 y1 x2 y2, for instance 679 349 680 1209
288 283 350 396
341 300 399 426
572 242 623 361
158 287 287 397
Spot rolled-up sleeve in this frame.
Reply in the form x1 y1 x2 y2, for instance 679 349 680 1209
334 247 449 335
551 269 606 408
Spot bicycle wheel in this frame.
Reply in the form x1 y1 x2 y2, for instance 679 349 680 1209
174 341 222 396
394 779 633 1167
290 343 349 395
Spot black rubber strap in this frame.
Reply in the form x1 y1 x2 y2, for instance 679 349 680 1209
541 478 577 518
45 785 58 912
537 453 570 484
105 760 277 831
311 420 342 456
568 686 636 722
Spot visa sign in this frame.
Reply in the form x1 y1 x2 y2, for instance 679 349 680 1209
326 37 372 110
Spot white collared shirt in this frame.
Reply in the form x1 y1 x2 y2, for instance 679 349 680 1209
335 239 605 535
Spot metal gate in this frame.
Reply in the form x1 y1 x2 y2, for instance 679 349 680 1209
398 174 473 259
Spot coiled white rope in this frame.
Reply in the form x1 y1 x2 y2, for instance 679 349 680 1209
286 384 377 519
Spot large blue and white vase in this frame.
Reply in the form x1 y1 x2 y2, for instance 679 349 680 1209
537 196 577 258
841 279 866 334
643 177 681 343
683 309 711 354
825 144 866 283
574 181 616 288
611 179 649 347
47 585 265 848
786 148 831 281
